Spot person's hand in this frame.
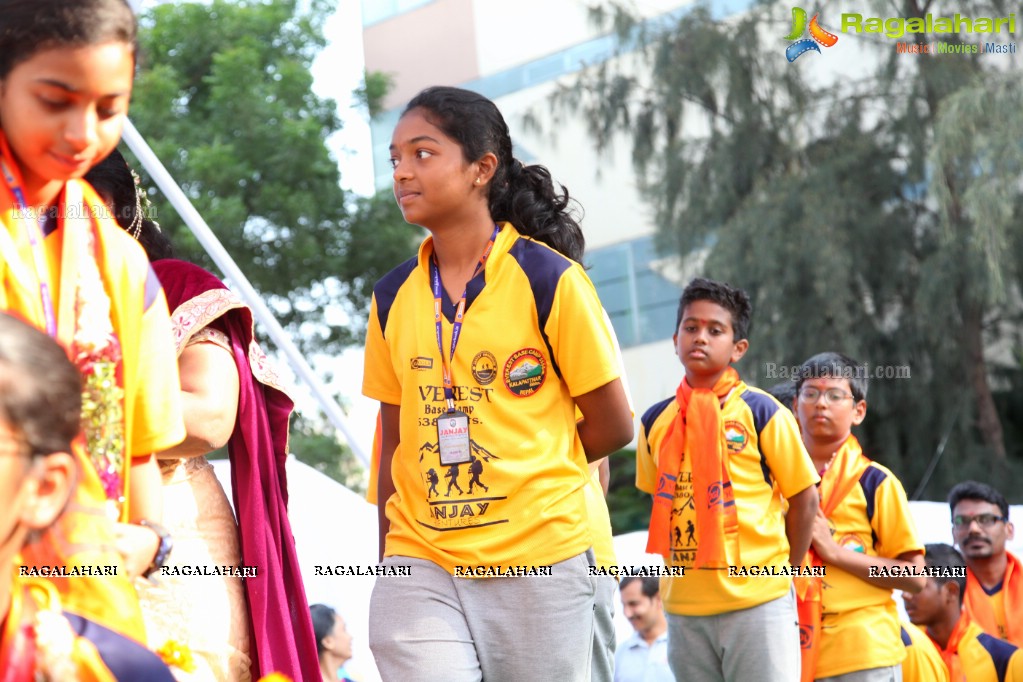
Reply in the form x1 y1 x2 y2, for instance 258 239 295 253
809 508 837 563
113 521 160 579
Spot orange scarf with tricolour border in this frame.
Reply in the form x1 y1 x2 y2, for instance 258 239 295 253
795 434 871 682
646 367 740 568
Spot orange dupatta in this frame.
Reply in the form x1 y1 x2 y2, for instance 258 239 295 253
795 434 871 682
647 367 740 568
964 552 1023 647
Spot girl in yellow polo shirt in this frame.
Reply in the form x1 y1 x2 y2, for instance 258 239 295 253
0 0 185 640
363 85 633 682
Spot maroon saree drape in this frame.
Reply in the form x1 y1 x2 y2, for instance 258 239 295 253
152 259 319 681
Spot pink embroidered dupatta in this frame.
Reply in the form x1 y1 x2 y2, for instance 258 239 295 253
151 259 318 680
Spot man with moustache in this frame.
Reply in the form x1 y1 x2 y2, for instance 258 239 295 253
614 577 674 682
949 481 1022 646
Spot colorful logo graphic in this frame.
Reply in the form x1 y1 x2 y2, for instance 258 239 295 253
839 533 866 553
799 624 814 649
784 7 839 62
724 421 749 453
471 350 497 385
708 482 722 506
502 348 547 397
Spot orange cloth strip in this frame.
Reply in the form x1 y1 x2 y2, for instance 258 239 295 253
964 551 1023 647
647 367 740 568
795 435 870 682
930 614 973 682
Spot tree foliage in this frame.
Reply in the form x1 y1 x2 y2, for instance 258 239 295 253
606 449 651 534
130 0 416 350
289 413 367 494
129 1 417 487
553 0 1023 503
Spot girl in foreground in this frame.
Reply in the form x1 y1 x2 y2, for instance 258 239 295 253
0 0 184 641
363 85 633 680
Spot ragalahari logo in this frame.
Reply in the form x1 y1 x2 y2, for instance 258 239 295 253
784 7 839 61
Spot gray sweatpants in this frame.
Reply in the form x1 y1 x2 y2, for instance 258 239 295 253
591 575 617 682
369 552 596 681
667 585 800 682
817 665 903 682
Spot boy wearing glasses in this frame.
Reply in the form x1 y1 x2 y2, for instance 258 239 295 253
637 278 819 682
794 352 925 681
948 481 1021 646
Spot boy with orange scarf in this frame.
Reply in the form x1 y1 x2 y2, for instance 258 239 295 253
794 352 925 681
637 277 819 682
903 543 1023 681
0 313 173 681
949 481 1022 647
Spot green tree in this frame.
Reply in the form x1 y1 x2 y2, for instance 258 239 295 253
549 0 1023 496
131 2 417 485
130 0 416 350
289 413 367 494
606 449 651 533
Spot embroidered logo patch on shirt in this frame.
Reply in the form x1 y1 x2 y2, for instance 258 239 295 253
838 533 866 553
724 421 749 453
503 348 547 397
410 356 434 370
471 350 498 385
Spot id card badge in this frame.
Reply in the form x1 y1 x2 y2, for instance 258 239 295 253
437 410 472 465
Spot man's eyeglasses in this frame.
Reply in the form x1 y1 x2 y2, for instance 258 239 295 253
797 387 855 405
952 513 1008 529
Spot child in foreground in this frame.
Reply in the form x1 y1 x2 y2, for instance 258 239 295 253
364 85 633 681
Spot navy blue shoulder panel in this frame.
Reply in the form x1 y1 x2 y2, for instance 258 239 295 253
373 256 419 334
977 632 1017 682
65 613 176 681
641 397 676 435
859 465 889 523
739 389 780 435
901 626 912 646
507 238 573 379
739 389 780 486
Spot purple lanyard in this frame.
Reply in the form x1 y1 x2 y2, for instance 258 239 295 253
0 155 58 338
431 225 499 412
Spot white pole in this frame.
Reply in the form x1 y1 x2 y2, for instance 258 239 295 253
121 119 370 466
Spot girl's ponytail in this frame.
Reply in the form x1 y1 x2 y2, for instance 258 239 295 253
489 157 584 263
403 86 585 262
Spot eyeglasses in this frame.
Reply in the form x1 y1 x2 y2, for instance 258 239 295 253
953 513 1008 529
797 387 855 405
